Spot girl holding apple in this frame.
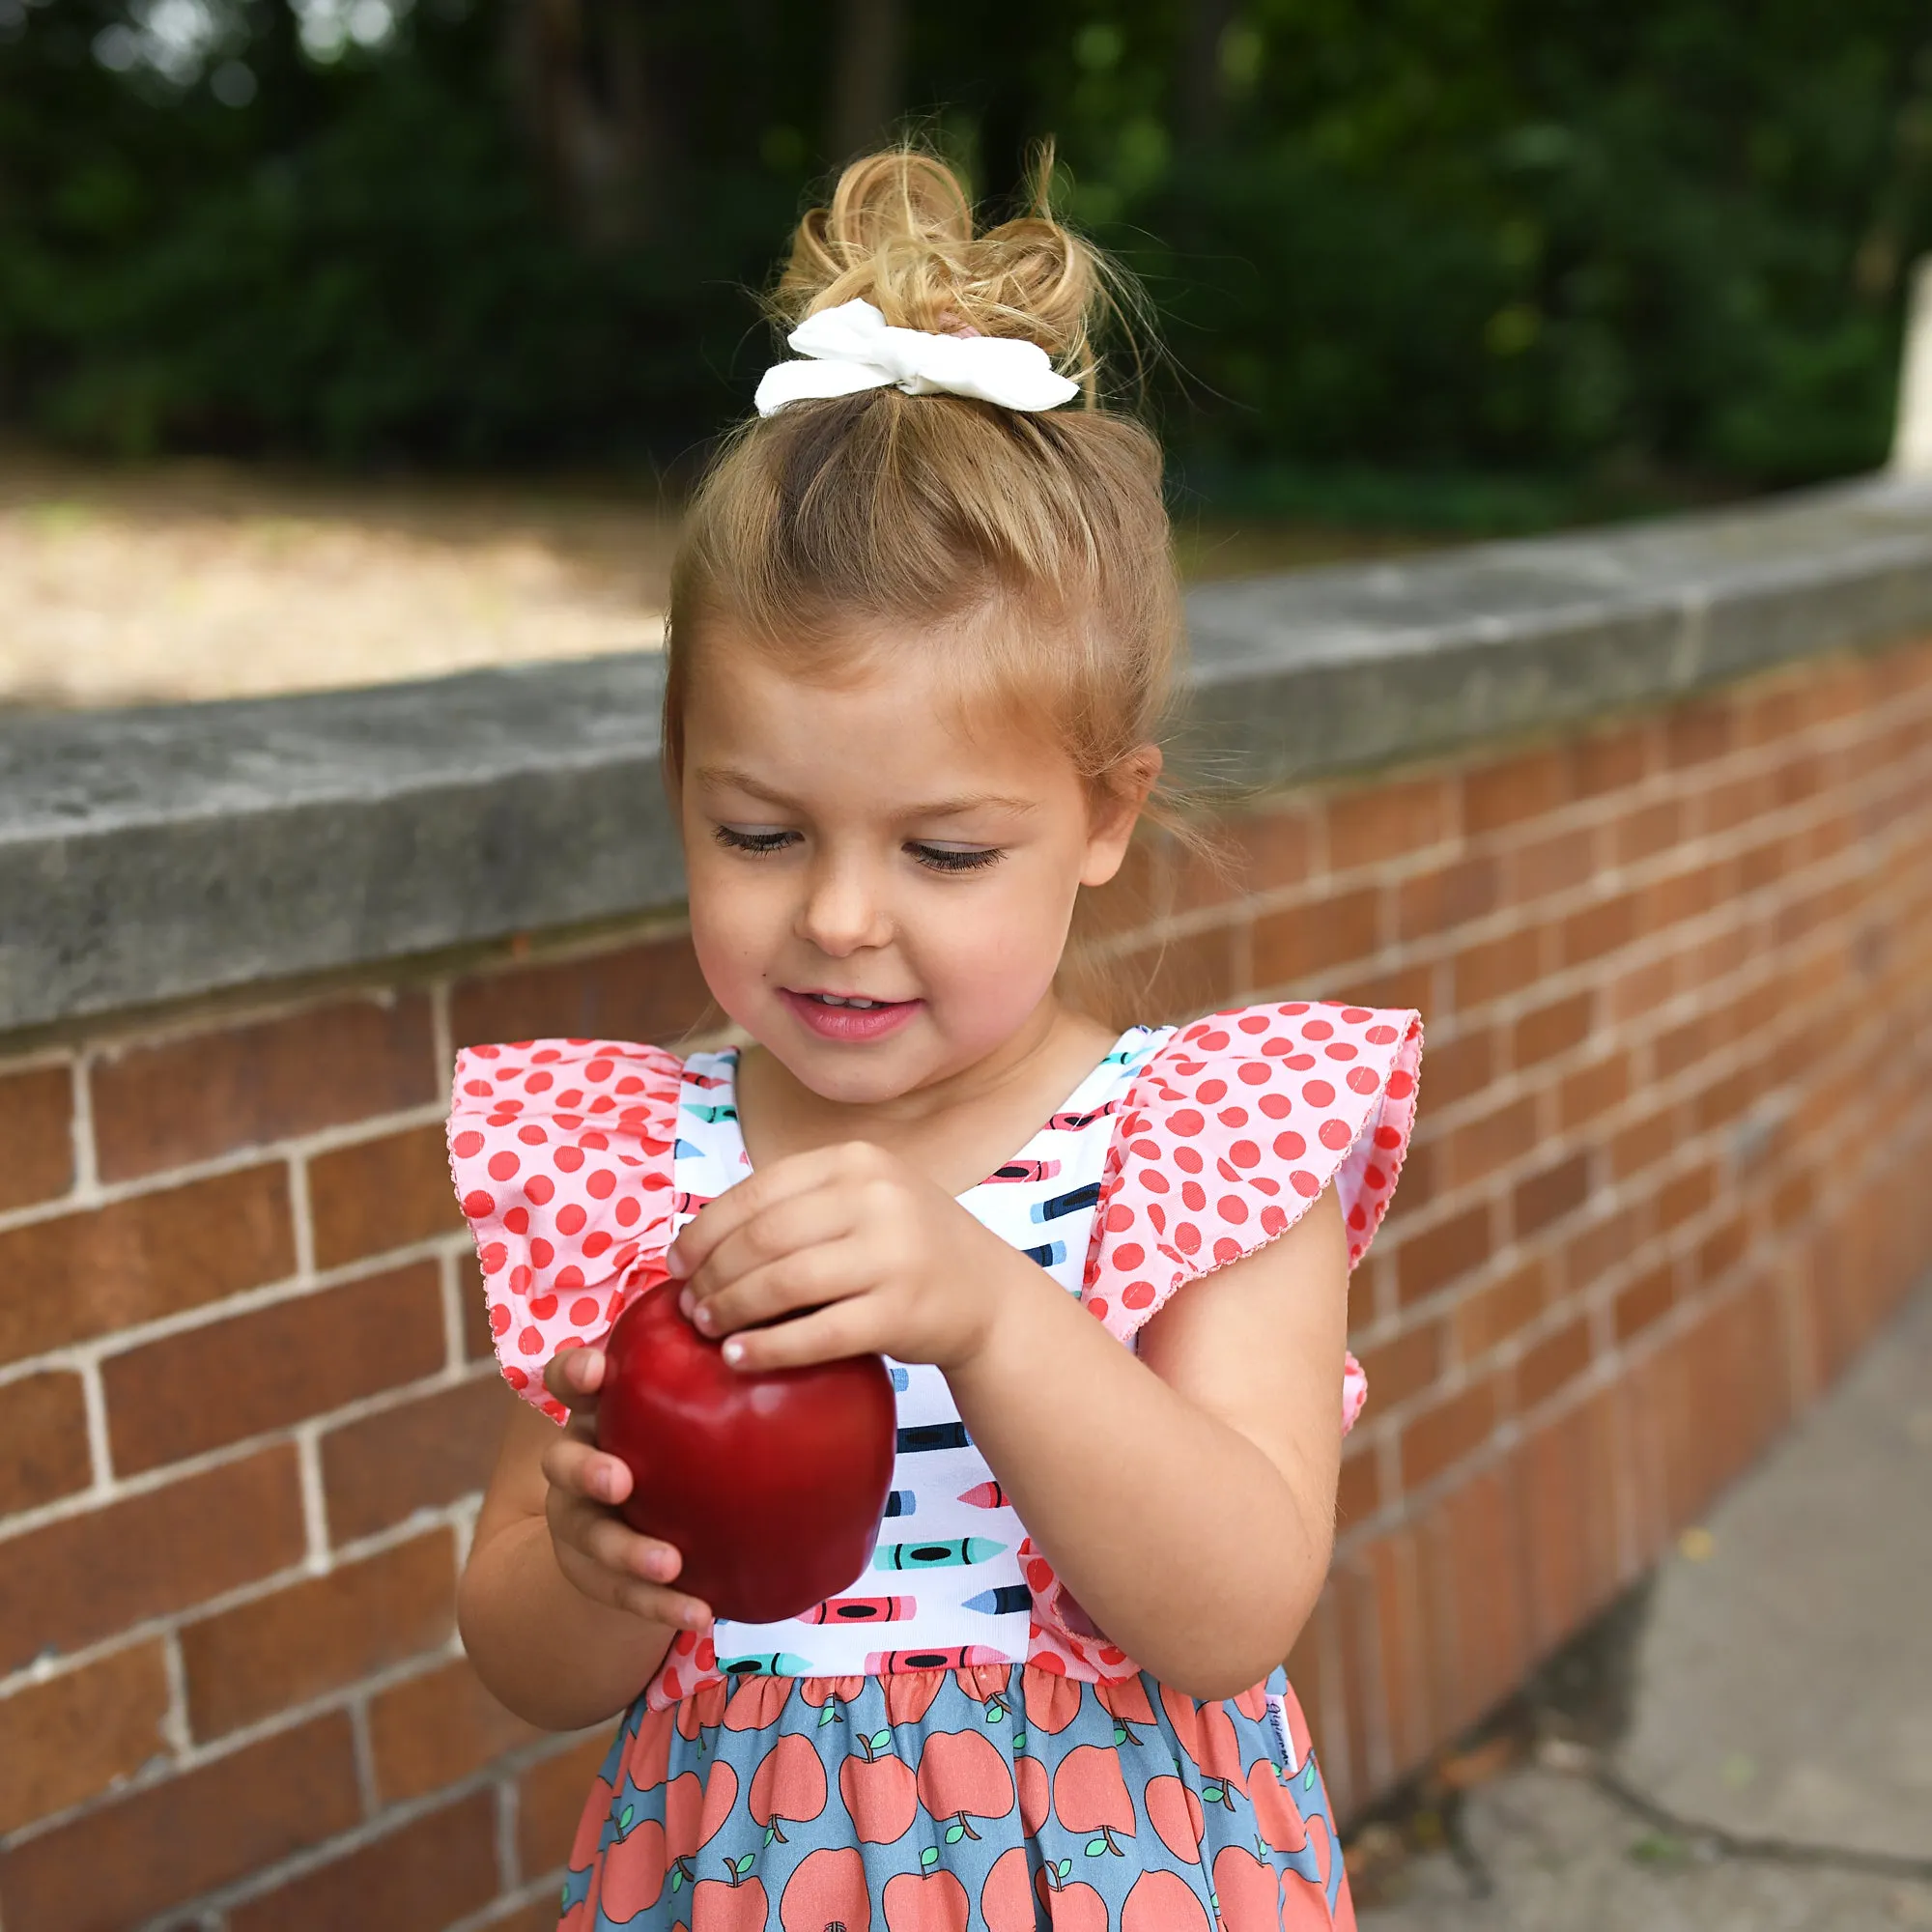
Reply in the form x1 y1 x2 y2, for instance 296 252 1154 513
452 147 1421 1931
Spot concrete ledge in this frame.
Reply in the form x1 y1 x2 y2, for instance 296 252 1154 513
7 476 1932 1034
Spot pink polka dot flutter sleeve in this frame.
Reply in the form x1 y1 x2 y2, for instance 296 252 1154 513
446 1037 682 1422
1085 999 1423 1421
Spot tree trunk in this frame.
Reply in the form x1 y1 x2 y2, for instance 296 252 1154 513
827 0 905 163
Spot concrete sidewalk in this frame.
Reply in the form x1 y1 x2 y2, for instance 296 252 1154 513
1356 1281 1932 1931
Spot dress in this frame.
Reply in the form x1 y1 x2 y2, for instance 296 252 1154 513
448 1003 1423 1930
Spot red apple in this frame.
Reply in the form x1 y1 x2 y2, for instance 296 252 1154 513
597 1277 896 1623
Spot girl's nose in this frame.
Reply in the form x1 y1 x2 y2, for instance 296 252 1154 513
795 860 893 956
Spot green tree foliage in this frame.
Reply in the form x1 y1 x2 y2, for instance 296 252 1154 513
1 0 1928 494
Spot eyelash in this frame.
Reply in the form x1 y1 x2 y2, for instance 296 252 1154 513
710 826 1004 874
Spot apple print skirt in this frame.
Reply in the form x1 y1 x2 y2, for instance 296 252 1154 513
556 1662 1353 1930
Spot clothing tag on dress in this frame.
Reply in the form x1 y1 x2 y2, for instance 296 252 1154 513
1267 1690 1300 1775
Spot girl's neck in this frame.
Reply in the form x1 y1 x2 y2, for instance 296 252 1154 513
733 994 1122 1197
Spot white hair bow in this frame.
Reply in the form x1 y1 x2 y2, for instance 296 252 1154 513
753 298 1080 416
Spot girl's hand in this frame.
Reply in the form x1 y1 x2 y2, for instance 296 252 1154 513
668 1141 1027 1375
536 1347 712 1631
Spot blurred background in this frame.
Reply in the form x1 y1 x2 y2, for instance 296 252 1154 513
5 0 1932 703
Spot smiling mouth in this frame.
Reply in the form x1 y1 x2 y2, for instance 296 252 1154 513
795 991 904 1009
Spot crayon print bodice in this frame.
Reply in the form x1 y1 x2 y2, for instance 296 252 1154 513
657 1028 1168 1694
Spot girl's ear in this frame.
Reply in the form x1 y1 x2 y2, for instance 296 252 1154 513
1079 745 1164 887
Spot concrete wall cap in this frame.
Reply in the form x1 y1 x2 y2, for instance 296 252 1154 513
6 476 1932 1033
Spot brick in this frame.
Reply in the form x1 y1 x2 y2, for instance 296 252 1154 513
462 1265 498 1359
1425 1465 1530 1737
1454 1260 1548 1360
517 1732 614 1876
1520 1390 1624 1654
1612 799 1682 865
451 933 710 1052
1507 826 1594 902
1359 1530 1431 1777
1608 951 1678 1027
1251 888 1380 986
0 1370 92 1515
1462 748 1567 834
1336 1444 1382 1527
1653 1012 1714 1078
1356 1320 1446 1411
308 1122 466 1270
1517 1316 1594 1409
0 1447 303 1674
1400 1377 1500 1491
368 1656 541 1804
1615 1263 1676 1341
0 1642 172 1834
91 996 437 1183
1663 699 1736 769
321 1373 510 1544
0 1712 359 1932
1563 1204 1646 1293
1700 771 1771 836
1413 1026 1493 1108
1442 1096 1538 1188
1395 1205 1492 1306
1657 1160 1717 1232
0 1064 73 1211
1560 890 1640 967
1450 928 1541 1009
1559 1051 1631 1130
1228 806 1316 894
1394 856 1500 941
0 1163 293 1368
483 1901 569 1932
1515 1152 1592 1236
1696 1212 1749 1288
1571 727 1648 798
182 1529 458 1740
227 1791 497 1932
1325 779 1452 871
1610 1108 1676 1181
104 1261 446 1477
1645 859 1729 931
1514 992 1592 1068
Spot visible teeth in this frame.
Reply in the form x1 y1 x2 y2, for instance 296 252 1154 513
817 995 882 1009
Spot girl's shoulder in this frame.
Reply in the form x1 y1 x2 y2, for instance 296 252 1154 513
447 1037 686 1420
1088 1000 1423 1340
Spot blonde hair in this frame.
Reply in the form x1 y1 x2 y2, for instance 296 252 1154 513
664 147 1187 1021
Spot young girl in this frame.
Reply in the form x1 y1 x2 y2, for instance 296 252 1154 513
453 150 1421 1932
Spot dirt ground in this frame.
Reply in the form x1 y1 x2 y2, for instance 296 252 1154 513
0 446 1430 711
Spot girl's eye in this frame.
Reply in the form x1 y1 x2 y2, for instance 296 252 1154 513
713 825 798 856
908 842 1003 874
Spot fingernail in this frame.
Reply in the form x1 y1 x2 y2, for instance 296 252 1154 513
721 1336 745 1367
678 1287 696 1321
693 1303 717 1334
666 1246 690 1279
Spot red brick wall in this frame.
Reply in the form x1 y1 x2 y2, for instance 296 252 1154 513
3 638 1929 1929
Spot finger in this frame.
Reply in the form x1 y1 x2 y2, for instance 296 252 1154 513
685 1187 857 1310
720 1294 880 1375
542 1345 606 1409
554 1534 711 1628
568 1501 685 1585
694 1237 874 1340
668 1142 874 1280
543 1432 636 1507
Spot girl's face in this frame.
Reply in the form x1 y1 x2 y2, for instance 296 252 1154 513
679 630 1147 1106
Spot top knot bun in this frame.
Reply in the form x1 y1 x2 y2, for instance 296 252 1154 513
775 147 1113 399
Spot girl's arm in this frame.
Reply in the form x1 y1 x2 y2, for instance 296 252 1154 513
458 1354 713 1732
673 1144 1349 1702
948 1189 1347 1700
